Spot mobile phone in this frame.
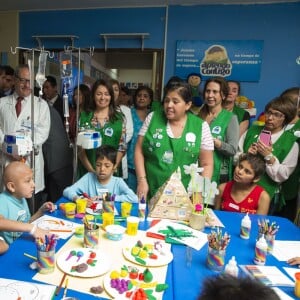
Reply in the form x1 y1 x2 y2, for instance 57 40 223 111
258 130 272 146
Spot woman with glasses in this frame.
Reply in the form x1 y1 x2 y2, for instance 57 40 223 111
238 96 299 215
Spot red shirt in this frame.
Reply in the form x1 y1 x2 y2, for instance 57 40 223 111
221 181 264 214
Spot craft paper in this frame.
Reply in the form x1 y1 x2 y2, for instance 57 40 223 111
272 241 300 261
272 287 295 300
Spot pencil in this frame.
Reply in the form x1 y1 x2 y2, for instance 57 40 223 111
50 229 73 233
55 273 67 296
23 252 37 260
63 277 69 298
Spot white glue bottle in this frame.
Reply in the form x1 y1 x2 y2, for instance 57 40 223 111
240 213 251 239
254 235 268 265
224 256 239 277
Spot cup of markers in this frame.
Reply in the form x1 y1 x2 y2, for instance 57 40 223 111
36 235 57 274
257 219 279 253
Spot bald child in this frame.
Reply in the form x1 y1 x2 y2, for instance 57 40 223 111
0 162 55 245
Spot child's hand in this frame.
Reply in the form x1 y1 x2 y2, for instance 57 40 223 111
41 202 55 213
33 227 50 240
287 257 300 266
86 197 96 208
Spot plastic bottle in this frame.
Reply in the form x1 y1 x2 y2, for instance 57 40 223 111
240 213 251 239
138 196 147 221
254 235 268 265
224 256 239 277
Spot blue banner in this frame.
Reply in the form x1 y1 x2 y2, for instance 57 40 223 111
175 40 264 82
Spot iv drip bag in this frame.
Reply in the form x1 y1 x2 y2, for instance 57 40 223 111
35 52 48 89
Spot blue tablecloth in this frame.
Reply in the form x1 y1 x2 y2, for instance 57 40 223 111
0 198 299 299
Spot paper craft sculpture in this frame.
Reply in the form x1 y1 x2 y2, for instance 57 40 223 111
148 168 193 221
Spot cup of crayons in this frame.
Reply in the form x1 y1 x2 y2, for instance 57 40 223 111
83 216 99 248
206 228 231 272
257 219 279 253
36 235 58 274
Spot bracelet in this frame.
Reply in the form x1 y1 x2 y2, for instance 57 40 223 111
137 176 147 182
29 224 37 235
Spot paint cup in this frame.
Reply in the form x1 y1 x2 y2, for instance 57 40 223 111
64 203 76 219
37 249 55 274
121 202 132 217
294 272 300 297
76 198 87 214
83 223 100 248
206 246 226 272
102 212 114 229
126 216 139 236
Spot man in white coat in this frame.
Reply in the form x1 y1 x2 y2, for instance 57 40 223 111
0 64 50 211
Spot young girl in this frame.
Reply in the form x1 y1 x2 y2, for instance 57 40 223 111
63 145 138 206
214 153 270 215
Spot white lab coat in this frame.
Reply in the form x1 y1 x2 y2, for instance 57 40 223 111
0 93 50 193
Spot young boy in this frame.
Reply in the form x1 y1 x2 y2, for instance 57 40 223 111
214 153 270 215
63 145 138 205
0 162 55 245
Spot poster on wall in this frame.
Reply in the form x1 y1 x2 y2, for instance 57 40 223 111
175 40 264 82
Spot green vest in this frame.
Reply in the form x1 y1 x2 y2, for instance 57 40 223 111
233 105 248 124
142 111 203 200
281 119 300 201
244 125 297 201
210 109 233 184
77 111 124 178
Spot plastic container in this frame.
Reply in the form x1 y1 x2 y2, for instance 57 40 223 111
138 197 147 221
105 224 125 241
240 213 251 239
224 256 239 277
254 235 267 265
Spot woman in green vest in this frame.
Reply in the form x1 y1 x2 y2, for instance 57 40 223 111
77 79 126 178
239 96 299 214
223 80 250 137
135 81 214 201
198 77 239 190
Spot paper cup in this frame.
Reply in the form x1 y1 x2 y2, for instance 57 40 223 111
64 203 76 219
102 212 114 229
37 249 55 274
76 198 87 214
121 202 132 217
126 216 139 236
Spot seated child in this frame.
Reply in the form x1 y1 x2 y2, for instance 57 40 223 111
63 145 138 205
214 153 270 215
0 162 55 245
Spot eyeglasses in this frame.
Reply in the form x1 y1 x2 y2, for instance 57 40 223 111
264 110 285 119
16 76 30 85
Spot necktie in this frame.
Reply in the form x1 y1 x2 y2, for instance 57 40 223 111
15 97 24 117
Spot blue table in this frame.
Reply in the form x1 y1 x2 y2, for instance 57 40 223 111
0 199 299 299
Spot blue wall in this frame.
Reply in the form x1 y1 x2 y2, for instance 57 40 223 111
20 3 300 115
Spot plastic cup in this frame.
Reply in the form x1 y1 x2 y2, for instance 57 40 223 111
102 212 114 229
64 203 76 219
265 233 275 253
121 202 132 217
83 224 99 248
206 246 225 272
126 216 139 236
37 249 55 274
76 198 87 214
294 272 300 297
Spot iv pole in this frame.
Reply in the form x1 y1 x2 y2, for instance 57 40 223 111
62 45 94 183
10 46 53 213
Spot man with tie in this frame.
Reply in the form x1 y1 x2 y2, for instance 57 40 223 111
0 64 50 212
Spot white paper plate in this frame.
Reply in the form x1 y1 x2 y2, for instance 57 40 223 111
37 218 74 231
57 248 112 278
122 242 173 267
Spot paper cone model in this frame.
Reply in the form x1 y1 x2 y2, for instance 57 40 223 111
148 168 193 221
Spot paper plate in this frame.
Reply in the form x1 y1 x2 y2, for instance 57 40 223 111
56 248 112 278
122 241 173 267
37 218 73 231
86 201 119 216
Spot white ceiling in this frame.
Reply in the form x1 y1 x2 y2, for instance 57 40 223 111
0 0 297 12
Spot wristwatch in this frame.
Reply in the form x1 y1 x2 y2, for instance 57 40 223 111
264 154 274 161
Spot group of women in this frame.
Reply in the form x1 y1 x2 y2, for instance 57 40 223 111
71 76 299 220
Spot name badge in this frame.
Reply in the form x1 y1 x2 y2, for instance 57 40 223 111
229 202 239 211
186 132 196 143
212 126 221 135
104 127 113 137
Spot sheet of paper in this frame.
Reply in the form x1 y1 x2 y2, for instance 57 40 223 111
32 215 80 239
283 267 300 281
147 219 207 250
205 208 224 227
0 277 55 300
240 265 295 287
272 287 295 300
272 241 300 261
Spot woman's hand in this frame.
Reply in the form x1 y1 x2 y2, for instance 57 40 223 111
136 179 149 201
248 142 258 155
287 257 300 266
256 140 273 158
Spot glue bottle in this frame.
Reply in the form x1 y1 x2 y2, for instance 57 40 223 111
240 213 251 239
224 256 239 277
138 196 147 222
254 235 268 265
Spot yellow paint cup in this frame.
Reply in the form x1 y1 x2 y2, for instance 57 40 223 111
64 202 76 219
102 212 114 229
126 216 139 236
121 202 132 217
76 198 87 214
